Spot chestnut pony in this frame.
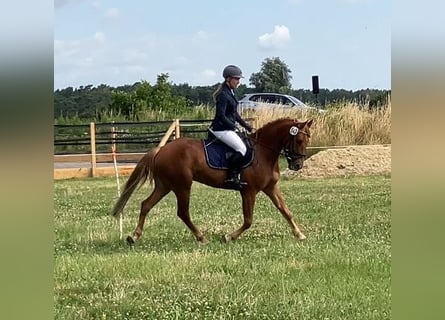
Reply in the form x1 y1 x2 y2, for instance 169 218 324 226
111 118 313 244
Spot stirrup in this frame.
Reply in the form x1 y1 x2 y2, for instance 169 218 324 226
226 181 243 190
224 177 246 190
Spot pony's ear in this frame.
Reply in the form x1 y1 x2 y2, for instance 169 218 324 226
306 119 313 127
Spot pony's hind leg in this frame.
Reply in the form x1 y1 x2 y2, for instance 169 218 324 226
127 183 170 245
263 184 306 240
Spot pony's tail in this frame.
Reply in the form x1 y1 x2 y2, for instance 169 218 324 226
110 146 161 218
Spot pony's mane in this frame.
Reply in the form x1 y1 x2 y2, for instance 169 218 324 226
256 117 298 133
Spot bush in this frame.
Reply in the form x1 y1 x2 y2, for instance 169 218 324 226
110 74 193 121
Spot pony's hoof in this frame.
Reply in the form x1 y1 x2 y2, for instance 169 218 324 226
297 234 307 241
198 238 209 246
126 235 135 246
222 234 232 243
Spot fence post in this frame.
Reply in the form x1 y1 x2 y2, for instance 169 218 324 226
90 122 97 177
174 119 180 139
159 120 176 147
111 121 117 156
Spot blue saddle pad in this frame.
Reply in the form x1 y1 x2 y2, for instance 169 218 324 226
202 139 254 170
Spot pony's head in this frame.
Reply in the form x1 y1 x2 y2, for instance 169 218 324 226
283 119 313 171
254 118 314 171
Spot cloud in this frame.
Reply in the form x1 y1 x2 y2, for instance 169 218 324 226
338 0 372 3
288 0 303 5
91 1 101 11
54 0 72 9
54 40 81 57
200 69 216 80
258 25 291 50
165 56 189 71
105 8 120 18
93 32 105 44
55 0 90 9
123 65 147 74
193 30 209 41
122 48 149 64
186 69 217 86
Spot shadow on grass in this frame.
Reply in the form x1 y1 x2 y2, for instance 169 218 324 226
56 232 238 256
55 228 302 256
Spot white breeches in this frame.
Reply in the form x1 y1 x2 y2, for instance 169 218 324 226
210 130 247 156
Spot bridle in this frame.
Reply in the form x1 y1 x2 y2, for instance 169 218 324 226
248 125 310 160
282 128 310 161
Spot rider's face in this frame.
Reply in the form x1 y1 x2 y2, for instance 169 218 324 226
227 77 240 89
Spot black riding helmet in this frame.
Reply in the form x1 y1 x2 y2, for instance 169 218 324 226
222 65 244 79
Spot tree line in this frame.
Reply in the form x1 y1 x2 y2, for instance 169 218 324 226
54 57 390 120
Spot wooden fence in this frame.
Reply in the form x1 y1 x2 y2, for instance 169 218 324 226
54 118 259 180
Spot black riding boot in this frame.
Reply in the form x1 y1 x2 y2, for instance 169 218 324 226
225 151 245 190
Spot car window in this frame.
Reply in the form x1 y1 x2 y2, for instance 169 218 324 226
251 95 268 103
267 95 279 104
288 96 305 107
260 95 276 104
246 94 307 107
241 93 314 110
280 97 293 105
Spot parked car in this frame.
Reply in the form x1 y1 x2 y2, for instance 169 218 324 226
238 93 323 112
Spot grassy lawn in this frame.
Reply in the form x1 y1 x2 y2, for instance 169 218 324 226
54 175 390 319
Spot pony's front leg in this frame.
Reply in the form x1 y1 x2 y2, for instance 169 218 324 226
263 184 306 240
224 191 257 242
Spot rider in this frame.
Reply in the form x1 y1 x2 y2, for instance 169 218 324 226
210 65 253 190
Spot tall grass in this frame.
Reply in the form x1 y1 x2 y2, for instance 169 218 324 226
312 102 391 146
242 101 391 146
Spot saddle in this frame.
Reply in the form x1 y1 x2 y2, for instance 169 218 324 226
202 130 254 170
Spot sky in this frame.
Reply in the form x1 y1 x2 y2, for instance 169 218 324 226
54 0 391 91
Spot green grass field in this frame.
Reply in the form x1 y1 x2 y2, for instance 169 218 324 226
54 175 390 319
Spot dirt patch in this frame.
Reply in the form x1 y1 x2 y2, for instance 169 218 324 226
282 145 391 178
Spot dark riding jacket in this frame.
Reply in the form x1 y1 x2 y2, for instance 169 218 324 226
210 83 250 131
